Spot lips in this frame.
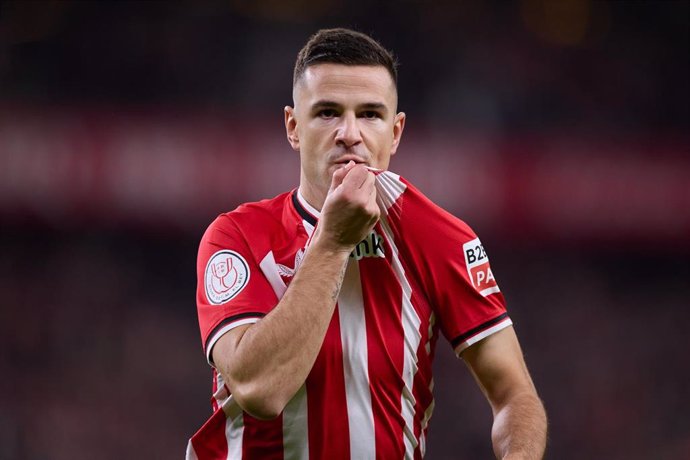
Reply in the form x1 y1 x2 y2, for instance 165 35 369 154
333 156 368 165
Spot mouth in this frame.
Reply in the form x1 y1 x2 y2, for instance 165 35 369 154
333 156 369 166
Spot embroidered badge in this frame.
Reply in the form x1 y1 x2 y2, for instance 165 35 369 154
204 250 250 305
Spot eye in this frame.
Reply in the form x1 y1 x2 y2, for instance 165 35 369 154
318 109 338 119
361 110 381 120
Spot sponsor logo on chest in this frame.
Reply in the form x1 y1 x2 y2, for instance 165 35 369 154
350 230 386 260
277 230 385 282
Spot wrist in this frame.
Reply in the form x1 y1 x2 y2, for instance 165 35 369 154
310 238 354 260
310 228 356 257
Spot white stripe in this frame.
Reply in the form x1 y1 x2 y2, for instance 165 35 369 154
479 285 501 297
375 171 422 457
259 250 310 456
303 219 315 237
259 251 287 298
185 440 198 460
213 371 230 408
206 317 261 365
418 397 435 457
375 171 407 211
378 215 422 458
282 384 309 459
455 318 513 355
223 397 245 460
338 259 376 458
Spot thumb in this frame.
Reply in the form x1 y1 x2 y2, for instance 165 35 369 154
329 160 355 192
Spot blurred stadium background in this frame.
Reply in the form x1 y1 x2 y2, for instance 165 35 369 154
0 1 688 459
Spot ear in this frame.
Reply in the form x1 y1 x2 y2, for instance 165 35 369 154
390 111 406 156
284 106 300 151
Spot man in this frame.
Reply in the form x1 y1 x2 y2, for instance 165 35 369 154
188 28 547 459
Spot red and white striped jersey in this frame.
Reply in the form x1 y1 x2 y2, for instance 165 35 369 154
187 171 511 459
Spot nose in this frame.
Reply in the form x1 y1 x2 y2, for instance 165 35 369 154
334 113 362 148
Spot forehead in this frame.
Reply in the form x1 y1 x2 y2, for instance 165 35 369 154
295 64 397 105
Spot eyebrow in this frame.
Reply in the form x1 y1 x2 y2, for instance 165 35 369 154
360 102 388 113
311 100 341 110
310 100 389 115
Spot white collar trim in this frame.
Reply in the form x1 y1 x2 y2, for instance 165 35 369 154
297 188 321 219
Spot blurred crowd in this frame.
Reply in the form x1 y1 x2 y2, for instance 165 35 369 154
0 1 688 459
0 1 687 134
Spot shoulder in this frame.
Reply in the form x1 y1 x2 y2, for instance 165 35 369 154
391 174 477 244
201 191 294 247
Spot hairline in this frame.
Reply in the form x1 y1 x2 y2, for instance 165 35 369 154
291 63 398 109
294 62 397 88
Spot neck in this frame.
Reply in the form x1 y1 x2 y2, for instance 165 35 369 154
298 183 325 212
298 172 327 211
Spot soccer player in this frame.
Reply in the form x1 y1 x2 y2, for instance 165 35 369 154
187 28 547 459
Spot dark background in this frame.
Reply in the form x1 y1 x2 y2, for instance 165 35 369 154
0 1 688 459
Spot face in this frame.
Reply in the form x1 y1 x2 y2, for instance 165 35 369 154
285 63 405 209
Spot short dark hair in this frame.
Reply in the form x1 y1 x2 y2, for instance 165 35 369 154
293 28 398 87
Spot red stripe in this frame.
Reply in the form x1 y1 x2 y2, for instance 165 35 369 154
360 251 406 458
242 414 284 459
399 236 438 459
412 322 436 459
380 196 439 457
189 408 228 460
211 370 219 411
306 306 350 459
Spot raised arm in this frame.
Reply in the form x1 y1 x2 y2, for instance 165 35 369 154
212 162 379 420
460 326 548 459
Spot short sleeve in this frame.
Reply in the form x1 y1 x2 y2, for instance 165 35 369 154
384 177 512 355
196 214 278 365
425 221 513 355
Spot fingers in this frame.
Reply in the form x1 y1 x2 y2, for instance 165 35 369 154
319 163 380 249
328 162 377 211
341 164 375 191
329 160 356 192
342 166 379 218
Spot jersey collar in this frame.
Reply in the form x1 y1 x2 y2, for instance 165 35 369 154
292 188 320 227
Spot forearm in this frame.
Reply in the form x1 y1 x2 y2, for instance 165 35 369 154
214 164 379 419
491 391 547 460
219 236 351 418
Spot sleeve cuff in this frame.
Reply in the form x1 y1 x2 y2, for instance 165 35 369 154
452 313 512 356
205 313 264 366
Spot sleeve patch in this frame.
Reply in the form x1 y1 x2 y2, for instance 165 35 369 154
462 237 500 297
204 250 250 305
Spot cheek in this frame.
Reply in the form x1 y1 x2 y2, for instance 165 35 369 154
305 128 333 153
369 126 394 150
302 126 328 148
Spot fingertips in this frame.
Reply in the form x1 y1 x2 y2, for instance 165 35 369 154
361 169 377 191
343 165 375 189
330 166 348 190
330 161 359 189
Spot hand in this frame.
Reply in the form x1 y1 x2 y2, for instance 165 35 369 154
316 161 380 252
